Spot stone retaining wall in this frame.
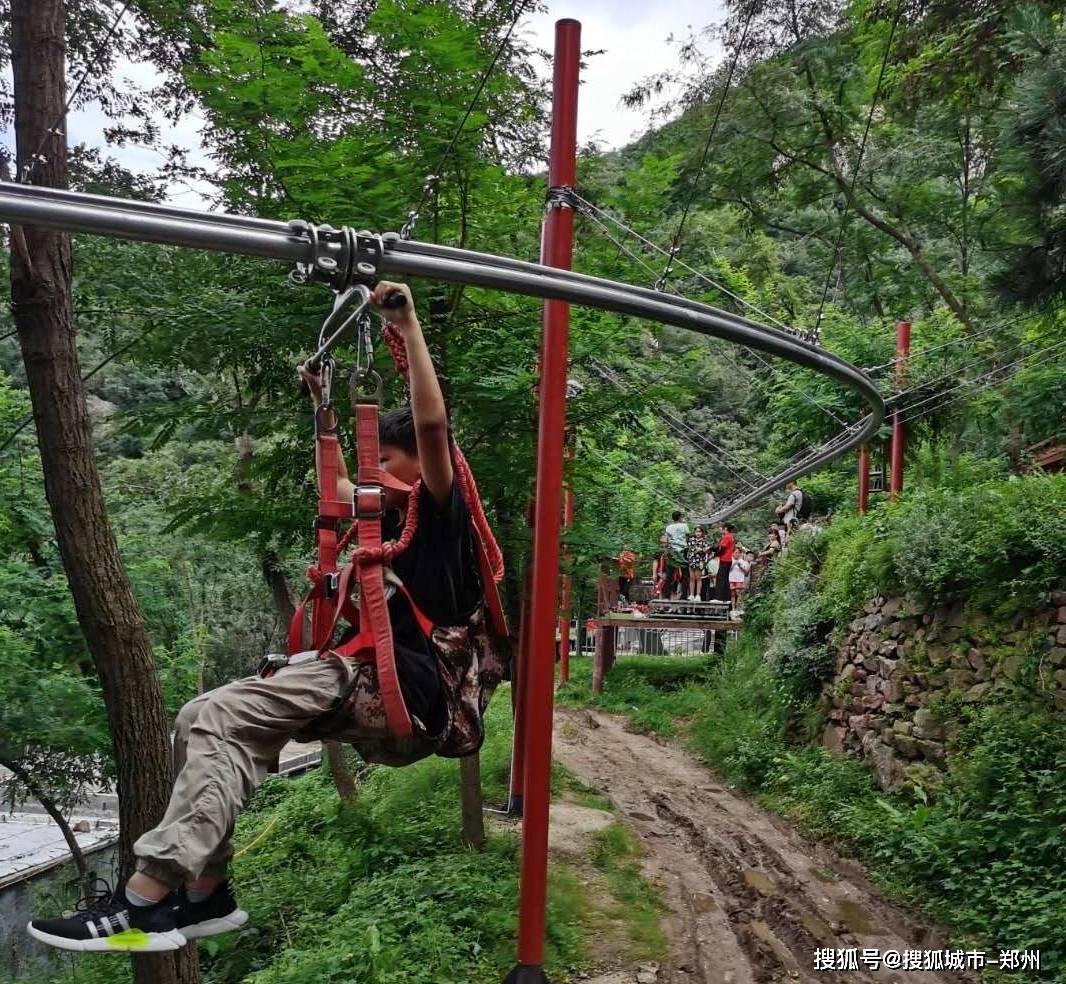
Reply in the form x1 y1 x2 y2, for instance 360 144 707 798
819 591 1066 791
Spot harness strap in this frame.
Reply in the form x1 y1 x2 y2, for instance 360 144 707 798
312 430 342 648
354 400 413 738
287 315 509 737
288 426 350 656
473 526 508 639
331 578 435 661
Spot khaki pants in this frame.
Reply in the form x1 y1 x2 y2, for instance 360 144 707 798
133 658 433 887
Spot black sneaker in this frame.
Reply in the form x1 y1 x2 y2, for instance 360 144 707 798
27 879 187 953
176 881 249 939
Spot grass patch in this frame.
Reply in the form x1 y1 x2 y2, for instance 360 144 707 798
557 654 714 738
25 687 666 984
562 772 614 813
587 823 668 963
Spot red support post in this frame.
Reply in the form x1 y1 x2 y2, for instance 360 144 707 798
506 561 533 815
557 482 575 683
889 320 911 500
858 445 870 514
506 19 580 984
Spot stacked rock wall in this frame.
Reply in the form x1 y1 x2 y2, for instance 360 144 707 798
819 591 1066 791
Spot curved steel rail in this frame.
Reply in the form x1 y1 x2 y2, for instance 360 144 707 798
0 182 883 520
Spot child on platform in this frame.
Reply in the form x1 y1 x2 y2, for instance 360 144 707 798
729 551 752 613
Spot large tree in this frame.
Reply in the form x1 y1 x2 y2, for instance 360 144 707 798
7 1 198 981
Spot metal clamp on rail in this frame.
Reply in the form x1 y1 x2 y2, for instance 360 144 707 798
546 185 578 210
288 222 387 291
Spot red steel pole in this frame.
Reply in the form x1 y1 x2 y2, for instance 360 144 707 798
858 445 870 514
557 481 575 683
507 562 532 813
507 19 580 984
889 320 911 500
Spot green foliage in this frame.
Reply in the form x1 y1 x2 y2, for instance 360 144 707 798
868 703 1066 964
885 475 1066 607
557 656 717 738
770 474 1066 625
761 570 835 704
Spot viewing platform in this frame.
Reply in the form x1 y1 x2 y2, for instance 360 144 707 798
589 578 742 694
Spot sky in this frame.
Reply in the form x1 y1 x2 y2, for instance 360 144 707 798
5 0 726 203
526 0 724 148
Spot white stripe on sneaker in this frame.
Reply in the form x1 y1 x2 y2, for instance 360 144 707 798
116 911 130 931
180 909 249 939
87 921 99 939
27 922 188 953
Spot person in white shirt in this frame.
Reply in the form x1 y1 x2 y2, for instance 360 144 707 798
660 511 690 600
774 481 804 541
729 551 753 613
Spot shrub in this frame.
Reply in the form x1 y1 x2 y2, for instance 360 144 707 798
758 474 1066 624
888 475 1066 608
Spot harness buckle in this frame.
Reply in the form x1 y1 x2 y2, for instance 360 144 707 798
257 653 290 678
355 484 386 520
349 367 383 406
323 571 339 598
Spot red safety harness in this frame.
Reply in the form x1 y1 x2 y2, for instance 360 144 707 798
286 322 508 740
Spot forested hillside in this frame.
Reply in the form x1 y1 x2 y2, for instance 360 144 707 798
1 0 1064 982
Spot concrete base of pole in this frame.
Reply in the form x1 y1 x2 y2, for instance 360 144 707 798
504 964 550 984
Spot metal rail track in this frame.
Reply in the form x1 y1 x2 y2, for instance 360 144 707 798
0 181 884 519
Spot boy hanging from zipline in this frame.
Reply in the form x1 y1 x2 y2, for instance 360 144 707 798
29 282 509 953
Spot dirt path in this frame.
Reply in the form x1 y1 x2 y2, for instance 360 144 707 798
555 708 970 984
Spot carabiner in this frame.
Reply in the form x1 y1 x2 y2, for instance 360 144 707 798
309 283 373 367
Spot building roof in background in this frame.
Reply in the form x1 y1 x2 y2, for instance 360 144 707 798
0 813 119 889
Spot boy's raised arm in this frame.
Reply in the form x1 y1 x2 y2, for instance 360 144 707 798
371 281 453 505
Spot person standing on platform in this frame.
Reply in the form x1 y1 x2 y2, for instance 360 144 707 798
685 526 712 601
713 522 735 601
661 511 690 600
617 546 637 603
729 551 751 614
775 481 804 542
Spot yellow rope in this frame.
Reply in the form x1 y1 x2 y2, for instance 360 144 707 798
234 816 280 859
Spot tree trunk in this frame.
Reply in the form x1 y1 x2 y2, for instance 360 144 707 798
459 753 485 850
1 758 92 891
9 4 199 982
261 549 296 622
324 742 359 804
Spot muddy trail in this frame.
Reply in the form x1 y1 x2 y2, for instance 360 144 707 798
554 708 971 984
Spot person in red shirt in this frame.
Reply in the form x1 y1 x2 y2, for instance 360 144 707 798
713 522 735 602
617 547 637 603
